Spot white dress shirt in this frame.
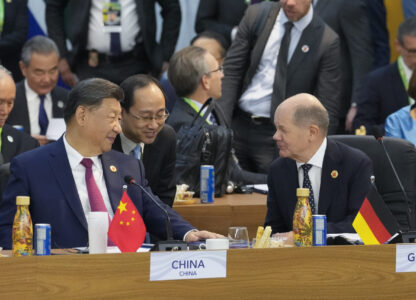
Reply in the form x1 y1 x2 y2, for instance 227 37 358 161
24 80 53 135
120 132 144 158
296 138 327 212
239 6 313 117
87 0 140 53
63 134 114 220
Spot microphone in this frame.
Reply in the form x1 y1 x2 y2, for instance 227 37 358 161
372 127 416 241
124 175 187 250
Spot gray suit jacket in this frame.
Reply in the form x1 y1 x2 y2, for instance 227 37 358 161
218 2 341 133
315 0 373 115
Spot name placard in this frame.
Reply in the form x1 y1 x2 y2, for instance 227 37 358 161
396 244 416 272
150 250 227 281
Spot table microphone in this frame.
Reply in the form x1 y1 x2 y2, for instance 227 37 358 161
372 127 416 241
124 175 187 251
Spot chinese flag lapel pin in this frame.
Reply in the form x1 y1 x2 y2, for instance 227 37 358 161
331 170 338 179
110 165 117 172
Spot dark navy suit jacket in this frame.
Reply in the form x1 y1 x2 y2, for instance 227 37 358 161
353 62 409 134
265 138 373 233
0 137 194 249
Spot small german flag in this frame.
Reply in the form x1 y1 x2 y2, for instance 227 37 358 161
353 184 399 245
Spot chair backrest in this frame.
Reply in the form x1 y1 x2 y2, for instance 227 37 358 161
329 135 416 230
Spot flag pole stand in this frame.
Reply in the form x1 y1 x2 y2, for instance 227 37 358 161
157 240 188 251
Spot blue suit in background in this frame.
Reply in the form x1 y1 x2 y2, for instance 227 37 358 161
265 138 373 234
0 137 194 249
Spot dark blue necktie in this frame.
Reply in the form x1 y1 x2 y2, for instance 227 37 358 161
110 0 121 56
38 94 49 135
301 164 316 214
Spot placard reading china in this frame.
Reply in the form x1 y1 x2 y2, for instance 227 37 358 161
150 251 227 281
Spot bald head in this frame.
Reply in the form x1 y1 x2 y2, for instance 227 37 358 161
273 93 329 162
0 66 16 127
276 93 329 136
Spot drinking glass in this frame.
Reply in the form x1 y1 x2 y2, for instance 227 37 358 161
228 226 250 248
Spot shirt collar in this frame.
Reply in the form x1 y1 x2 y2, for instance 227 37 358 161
63 134 101 170
120 132 145 156
296 137 327 169
399 56 413 82
24 79 50 101
281 4 313 32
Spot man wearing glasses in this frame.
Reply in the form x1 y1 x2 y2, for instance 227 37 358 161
113 74 176 207
353 16 416 135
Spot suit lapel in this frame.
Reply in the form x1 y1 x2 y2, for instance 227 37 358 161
49 138 88 230
318 140 341 214
16 83 31 134
51 88 65 118
246 3 282 83
1 125 18 163
287 16 321 81
101 152 124 212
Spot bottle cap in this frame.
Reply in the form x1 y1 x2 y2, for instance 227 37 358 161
16 196 30 205
296 188 309 197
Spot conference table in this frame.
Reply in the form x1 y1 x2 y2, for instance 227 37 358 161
173 193 267 239
1 245 416 298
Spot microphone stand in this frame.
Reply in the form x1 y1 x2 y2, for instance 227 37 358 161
125 176 187 251
375 136 416 243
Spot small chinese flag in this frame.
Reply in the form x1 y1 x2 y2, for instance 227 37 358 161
108 190 147 252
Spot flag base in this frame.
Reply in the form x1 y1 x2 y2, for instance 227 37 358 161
157 240 188 251
400 230 416 243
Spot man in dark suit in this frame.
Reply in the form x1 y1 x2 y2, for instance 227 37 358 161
0 66 39 205
353 17 416 135
218 0 341 174
0 77 221 249
45 0 181 86
167 46 267 185
113 75 176 207
6 36 68 146
314 0 373 132
265 93 372 234
0 0 28 82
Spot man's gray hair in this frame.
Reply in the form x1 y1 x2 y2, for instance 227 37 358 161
292 103 329 135
168 46 211 97
21 35 60 66
398 16 416 45
0 65 12 77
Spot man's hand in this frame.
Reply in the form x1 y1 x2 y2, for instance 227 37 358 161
58 58 77 87
32 135 51 146
185 230 224 243
345 106 357 132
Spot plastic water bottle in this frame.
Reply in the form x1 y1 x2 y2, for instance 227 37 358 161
12 196 33 256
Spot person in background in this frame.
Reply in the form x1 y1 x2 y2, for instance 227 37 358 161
314 0 373 133
46 0 181 86
0 0 28 82
6 35 68 146
0 65 39 205
353 17 416 135
385 71 416 146
162 31 230 112
168 46 267 186
113 74 177 207
0 77 221 249
265 93 372 234
218 0 341 174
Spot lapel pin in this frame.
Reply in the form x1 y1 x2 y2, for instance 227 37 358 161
7 135 14 143
110 165 117 172
57 101 64 108
331 170 338 179
301 45 310 53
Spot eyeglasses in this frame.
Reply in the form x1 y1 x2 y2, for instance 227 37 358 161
128 110 169 124
401 44 416 56
205 65 224 75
